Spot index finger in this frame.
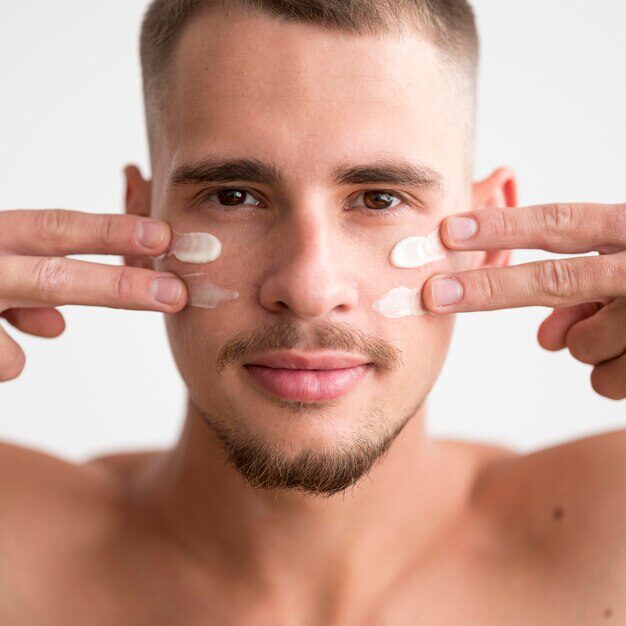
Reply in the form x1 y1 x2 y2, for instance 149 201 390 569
439 203 626 255
0 209 172 257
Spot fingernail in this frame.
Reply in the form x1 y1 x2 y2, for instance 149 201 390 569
447 216 478 242
151 277 183 305
137 221 168 249
432 278 464 307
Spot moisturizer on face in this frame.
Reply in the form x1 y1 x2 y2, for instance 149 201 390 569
390 227 446 269
372 286 424 319
169 231 222 264
180 272 240 310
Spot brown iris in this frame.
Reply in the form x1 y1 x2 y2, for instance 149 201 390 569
362 191 395 210
216 189 246 206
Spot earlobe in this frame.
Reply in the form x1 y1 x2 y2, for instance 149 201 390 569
472 167 517 270
123 164 154 269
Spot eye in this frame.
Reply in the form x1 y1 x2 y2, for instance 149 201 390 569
349 190 404 212
196 187 263 209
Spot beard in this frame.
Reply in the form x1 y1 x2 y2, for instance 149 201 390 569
194 319 418 496
196 397 422 498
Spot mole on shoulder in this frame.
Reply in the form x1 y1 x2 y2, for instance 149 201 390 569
604 607 613 619
552 506 565 521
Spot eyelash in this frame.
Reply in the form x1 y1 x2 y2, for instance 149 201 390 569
190 187 415 216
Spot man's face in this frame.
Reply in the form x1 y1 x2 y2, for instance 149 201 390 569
150 8 476 493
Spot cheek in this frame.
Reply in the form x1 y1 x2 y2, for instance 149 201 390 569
164 303 242 401
400 312 455 388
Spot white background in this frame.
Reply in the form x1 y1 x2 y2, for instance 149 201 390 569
0 1 624 461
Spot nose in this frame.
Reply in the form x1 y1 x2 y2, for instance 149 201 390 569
259 210 359 319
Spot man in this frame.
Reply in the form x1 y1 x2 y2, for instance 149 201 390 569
0 0 624 623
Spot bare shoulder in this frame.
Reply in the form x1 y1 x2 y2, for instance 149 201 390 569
473 428 626 518
0 441 120 533
0 440 110 498
470 429 626 616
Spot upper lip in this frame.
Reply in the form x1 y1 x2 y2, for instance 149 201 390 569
245 351 371 370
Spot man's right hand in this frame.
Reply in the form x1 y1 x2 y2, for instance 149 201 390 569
0 209 188 382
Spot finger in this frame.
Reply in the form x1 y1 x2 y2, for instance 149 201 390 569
1 308 66 338
440 202 626 254
537 302 604 351
0 210 171 258
591 353 626 401
423 253 626 313
0 256 188 312
566 299 626 365
0 324 26 382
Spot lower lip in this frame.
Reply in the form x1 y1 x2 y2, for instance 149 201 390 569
244 364 370 403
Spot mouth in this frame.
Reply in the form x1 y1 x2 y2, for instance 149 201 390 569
242 351 373 403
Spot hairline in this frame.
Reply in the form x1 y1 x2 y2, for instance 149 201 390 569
142 2 478 135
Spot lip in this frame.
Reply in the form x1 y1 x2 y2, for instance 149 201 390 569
243 351 372 403
247 351 370 371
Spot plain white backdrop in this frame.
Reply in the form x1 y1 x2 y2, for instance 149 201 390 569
0 1 624 461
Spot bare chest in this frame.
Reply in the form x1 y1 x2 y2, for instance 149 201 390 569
4 555 623 626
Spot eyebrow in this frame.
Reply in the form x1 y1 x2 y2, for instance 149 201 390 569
168 156 445 193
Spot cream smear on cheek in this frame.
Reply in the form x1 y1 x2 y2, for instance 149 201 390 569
180 272 240 310
372 226 447 319
160 231 240 309
372 286 423 319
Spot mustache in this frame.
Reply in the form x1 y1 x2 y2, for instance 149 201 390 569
216 320 402 373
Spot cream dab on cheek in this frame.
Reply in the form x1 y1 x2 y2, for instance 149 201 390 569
371 287 424 319
390 227 446 269
169 231 222 264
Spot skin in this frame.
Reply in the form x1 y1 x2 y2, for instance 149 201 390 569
0 6 624 625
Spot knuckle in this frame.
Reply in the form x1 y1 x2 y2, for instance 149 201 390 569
34 257 69 294
536 260 578 299
597 255 625 293
541 203 577 235
35 209 70 244
112 267 138 302
99 215 129 248
478 271 500 302
492 208 515 239
100 216 117 247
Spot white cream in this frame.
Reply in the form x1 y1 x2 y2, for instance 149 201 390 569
372 286 424 319
170 231 222 264
181 272 239 310
390 227 446 269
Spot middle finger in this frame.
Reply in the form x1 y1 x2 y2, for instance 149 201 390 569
0 255 187 312
422 253 625 313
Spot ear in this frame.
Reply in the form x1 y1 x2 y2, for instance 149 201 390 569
472 167 518 269
123 164 154 270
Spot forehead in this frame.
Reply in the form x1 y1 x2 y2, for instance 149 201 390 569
160 8 465 185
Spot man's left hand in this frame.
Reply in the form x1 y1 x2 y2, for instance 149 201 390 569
422 203 626 400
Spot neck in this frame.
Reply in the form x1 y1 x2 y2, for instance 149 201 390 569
131 397 480 611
